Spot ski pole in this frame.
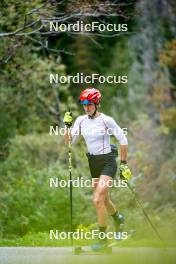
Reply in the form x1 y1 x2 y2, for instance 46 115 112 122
68 126 73 246
66 108 73 247
127 182 163 242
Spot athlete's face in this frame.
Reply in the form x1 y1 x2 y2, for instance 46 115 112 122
83 104 96 116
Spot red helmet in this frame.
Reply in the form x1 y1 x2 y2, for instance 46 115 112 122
80 88 101 105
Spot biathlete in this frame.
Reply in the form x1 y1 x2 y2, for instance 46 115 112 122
63 88 132 251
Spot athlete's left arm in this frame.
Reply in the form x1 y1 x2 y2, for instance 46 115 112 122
120 145 128 162
107 117 128 162
107 117 132 180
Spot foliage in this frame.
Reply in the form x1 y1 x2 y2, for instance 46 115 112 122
151 39 176 133
0 134 94 237
0 0 176 246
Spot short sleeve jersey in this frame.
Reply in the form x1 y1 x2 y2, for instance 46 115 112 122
70 113 128 155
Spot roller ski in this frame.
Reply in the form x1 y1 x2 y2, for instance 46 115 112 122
74 242 112 255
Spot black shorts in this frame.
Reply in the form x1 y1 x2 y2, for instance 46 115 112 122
86 151 118 179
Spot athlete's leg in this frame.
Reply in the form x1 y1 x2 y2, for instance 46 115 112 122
93 175 112 227
103 182 124 233
92 178 99 189
104 192 117 215
93 177 116 215
92 175 124 244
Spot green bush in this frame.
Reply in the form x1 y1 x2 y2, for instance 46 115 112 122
0 134 95 238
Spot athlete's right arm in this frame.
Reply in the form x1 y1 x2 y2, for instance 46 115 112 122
64 116 81 145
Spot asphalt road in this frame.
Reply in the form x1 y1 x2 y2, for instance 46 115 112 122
0 247 175 264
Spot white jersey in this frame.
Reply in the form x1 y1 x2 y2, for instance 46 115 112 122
70 113 128 155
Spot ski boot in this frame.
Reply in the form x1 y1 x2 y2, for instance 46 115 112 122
91 237 111 253
112 212 125 241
